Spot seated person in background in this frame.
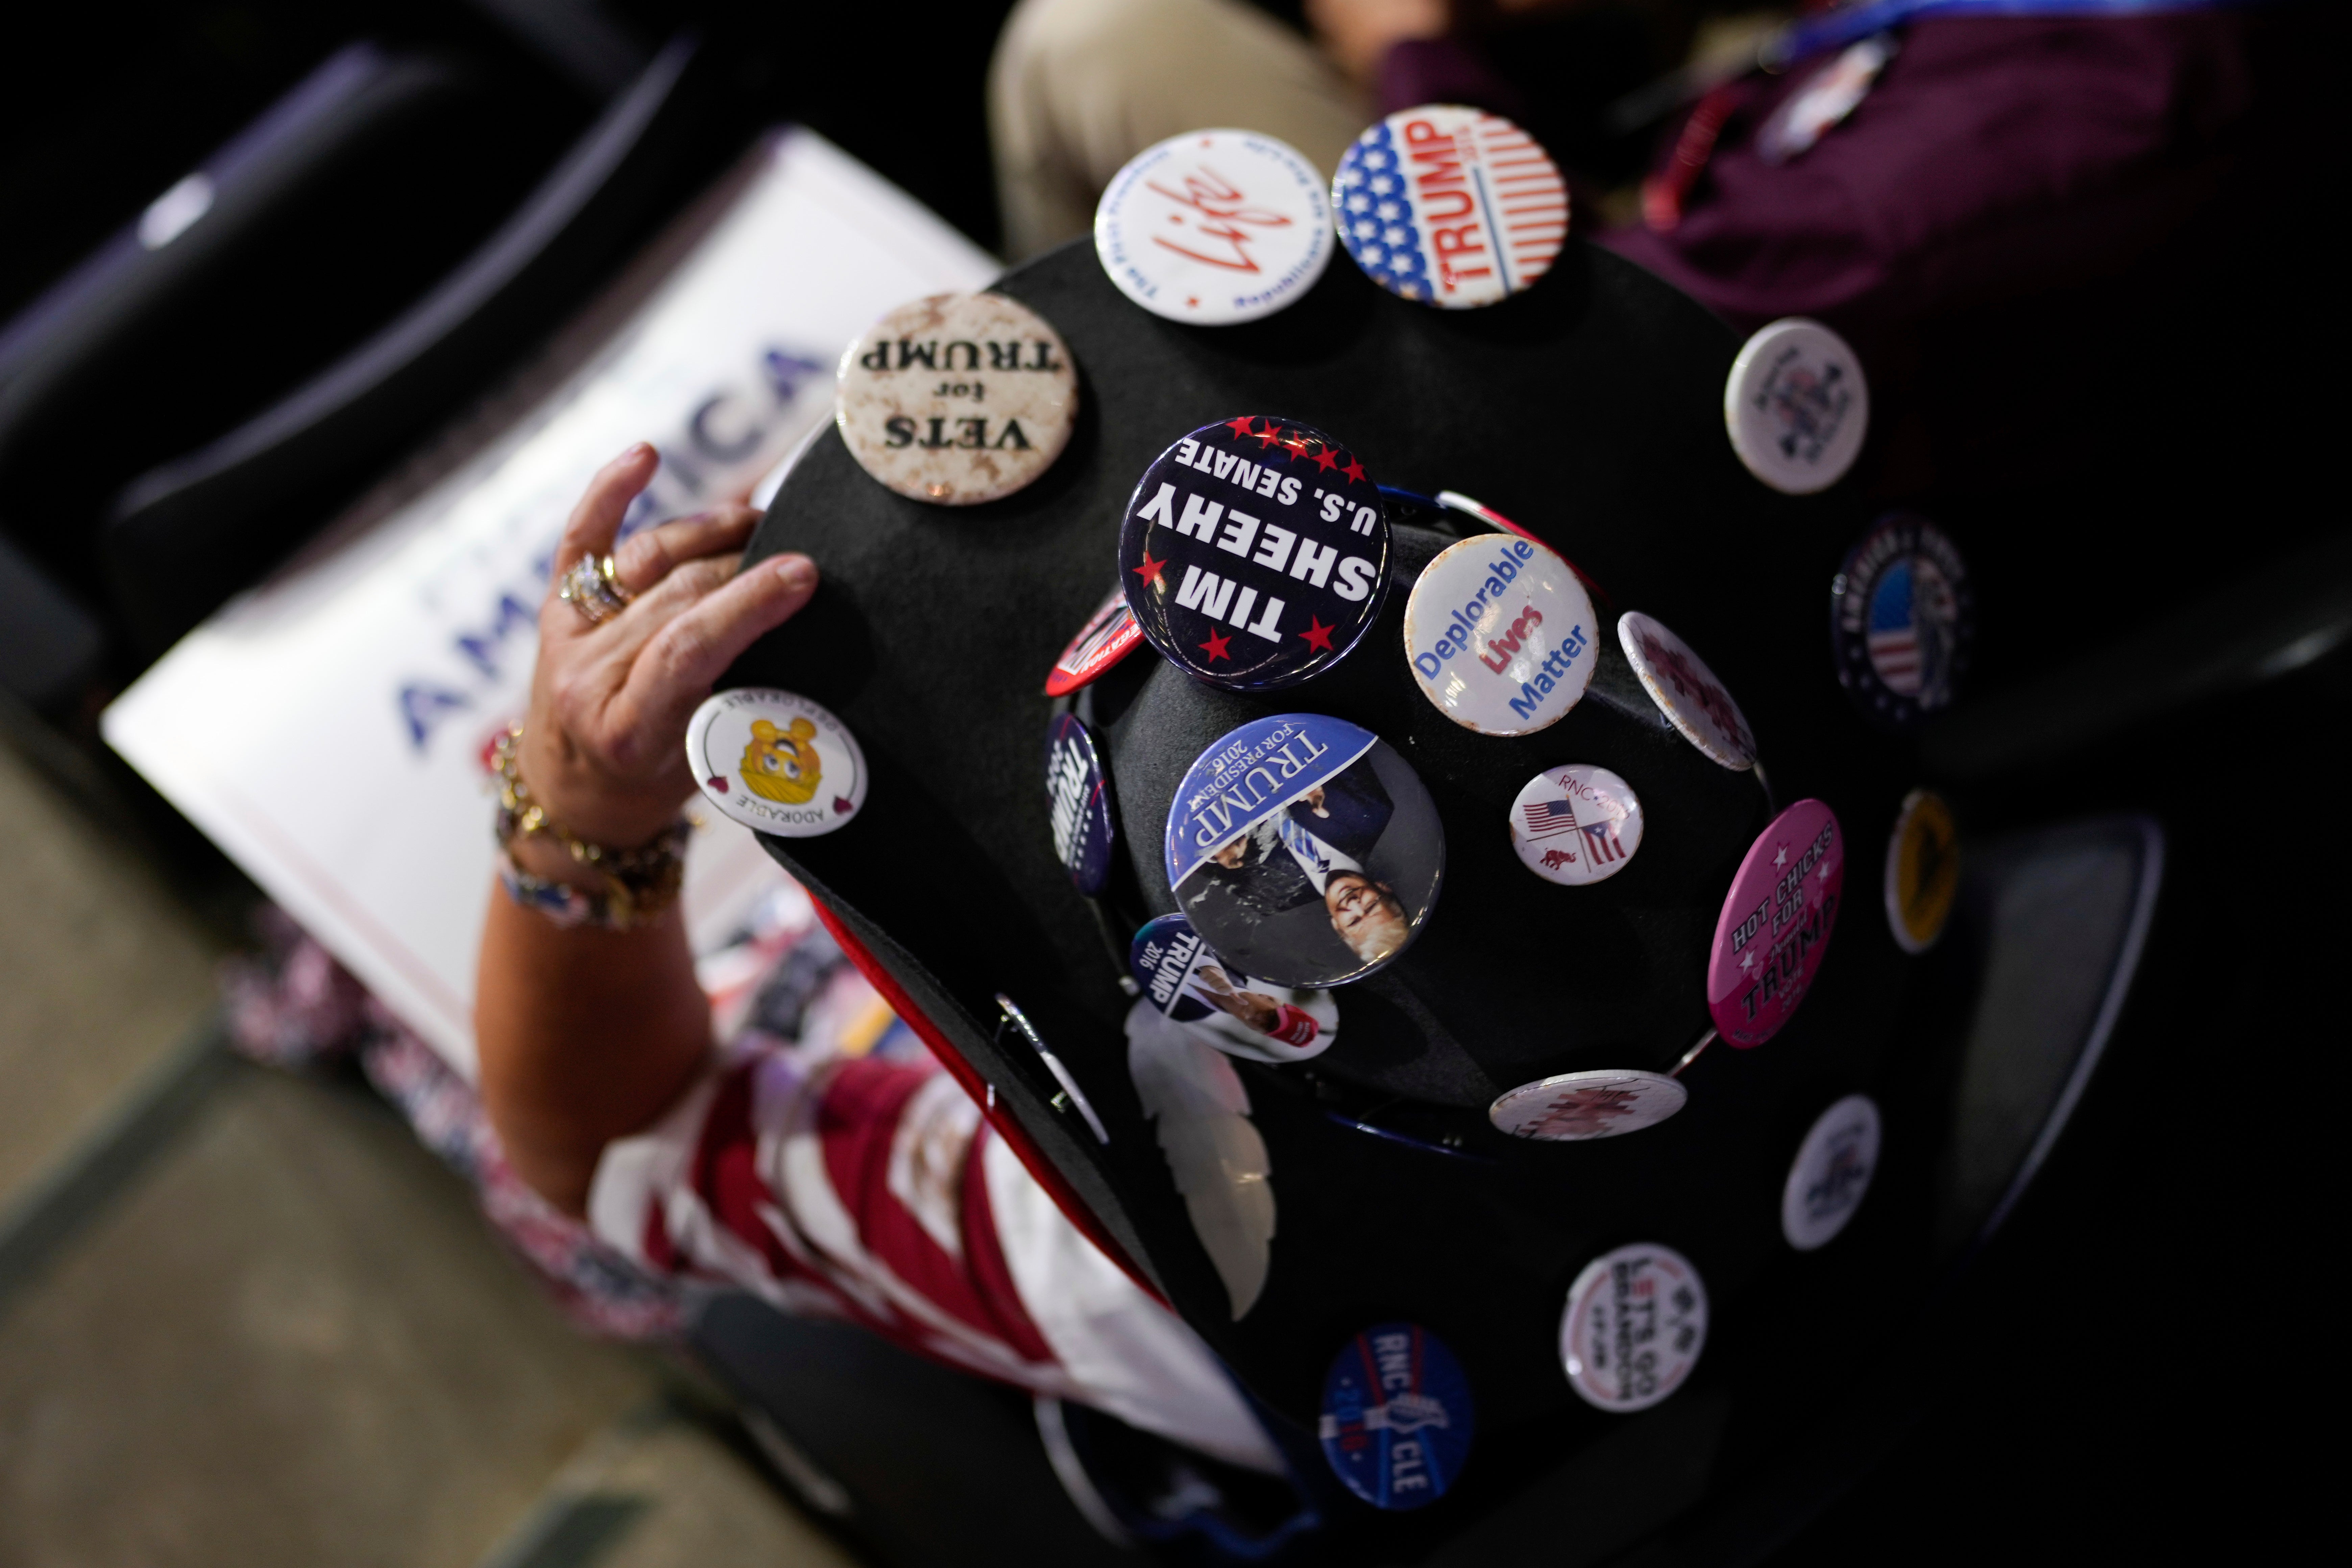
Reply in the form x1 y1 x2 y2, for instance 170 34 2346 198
476 444 1282 1475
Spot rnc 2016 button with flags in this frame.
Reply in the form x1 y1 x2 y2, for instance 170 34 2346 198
1120 416 1390 691
1333 105 1569 308
1508 764 1644 886
1318 1322 1475 1509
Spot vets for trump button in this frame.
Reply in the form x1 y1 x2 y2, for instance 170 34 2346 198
1045 713 1117 896
1709 799 1844 1047
1782 1093 1881 1251
1044 584 1144 696
834 293 1077 505
1725 317 1869 494
1508 765 1643 885
1318 1323 1475 1509
1094 129 1333 324
686 689 867 837
1129 912 1335 1064
1831 513 1974 729
1121 417 1390 691
1404 534 1596 734
1488 1068 1685 1141
1334 106 1569 308
1618 611 1759 770
1560 1244 1708 1413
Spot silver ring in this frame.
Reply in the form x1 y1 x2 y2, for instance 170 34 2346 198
558 554 633 625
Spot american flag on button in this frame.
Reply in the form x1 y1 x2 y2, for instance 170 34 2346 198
1523 798 1582 840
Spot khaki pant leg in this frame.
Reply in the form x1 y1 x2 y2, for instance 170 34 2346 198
990 0 1371 260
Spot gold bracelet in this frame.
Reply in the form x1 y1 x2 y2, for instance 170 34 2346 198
491 727 691 930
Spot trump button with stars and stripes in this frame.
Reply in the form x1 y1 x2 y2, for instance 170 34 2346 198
1333 106 1569 309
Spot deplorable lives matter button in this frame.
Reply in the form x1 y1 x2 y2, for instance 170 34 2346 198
1130 912 1335 1064
1094 129 1333 325
1044 584 1144 697
1166 714 1444 989
1782 1093 1881 1251
1884 788 1959 955
834 292 1077 505
1404 534 1596 734
1830 512 1974 729
1709 799 1845 1047
1045 713 1117 897
1488 1068 1686 1141
686 689 867 837
1509 765 1643 886
1559 1244 1709 1413
1334 106 1569 308
1121 416 1389 690
1618 611 1759 770
1319 1323 1475 1510
1725 316 1869 494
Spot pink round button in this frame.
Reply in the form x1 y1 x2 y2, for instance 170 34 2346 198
1707 799 1844 1047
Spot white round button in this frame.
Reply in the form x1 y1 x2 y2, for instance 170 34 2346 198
1094 129 1334 325
1781 1093 1881 1251
1403 533 1597 734
685 688 867 837
1488 1068 1685 1141
1724 316 1869 494
1508 765 1643 885
1617 611 1758 771
1559 1243 1709 1413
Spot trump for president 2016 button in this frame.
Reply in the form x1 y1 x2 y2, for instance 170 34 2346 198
1404 533 1596 734
1334 106 1568 308
1094 129 1333 325
1129 912 1335 1064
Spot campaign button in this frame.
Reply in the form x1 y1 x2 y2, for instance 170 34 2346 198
834 292 1077 505
1559 1243 1708 1413
1404 534 1596 734
1618 611 1758 771
1831 512 1973 729
1334 106 1568 308
1120 417 1389 691
1508 765 1643 886
1130 912 1335 1064
1724 316 1869 493
1488 1068 1684 1141
1782 1093 1881 1251
1045 713 1118 897
1708 799 1845 1047
1044 584 1144 696
1318 1323 1475 1509
1884 788 1959 955
1094 129 1333 325
686 689 867 837
1165 714 1442 988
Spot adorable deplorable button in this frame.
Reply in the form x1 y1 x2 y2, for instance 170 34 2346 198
1045 713 1117 897
1559 1244 1709 1413
1509 765 1643 886
1488 1068 1686 1141
834 292 1077 505
1724 316 1869 494
1318 1323 1475 1510
1618 611 1759 771
1044 584 1144 697
1782 1093 1881 1251
686 689 867 836
1830 512 1974 729
1165 714 1443 989
1120 417 1390 690
1708 799 1845 1047
1094 129 1334 325
1333 106 1569 308
1130 912 1335 1064
1404 534 1596 734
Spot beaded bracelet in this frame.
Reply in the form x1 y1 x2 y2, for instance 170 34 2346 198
491 727 690 931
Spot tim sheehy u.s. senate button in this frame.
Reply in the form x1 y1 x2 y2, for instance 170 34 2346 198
1560 1244 1708 1413
834 292 1077 505
1710 799 1844 1047
1618 611 1759 771
686 689 867 837
1121 417 1389 691
1509 765 1643 886
1044 584 1144 697
1130 912 1336 1064
1830 512 1974 729
1884 788 1959 955
1166 714 1443 989
1488 1068 1685 1141
1725 316 1869 494
1334 105 1568 308
1404 534 1596 734
1094 129 1333 325
1045 713 1117 897
1319 1322 1475 1510
1782 1093 1881 1251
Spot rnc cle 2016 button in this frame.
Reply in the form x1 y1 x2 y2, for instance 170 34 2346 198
1318 1322 1475 1509
1618 611 1759 771
686 688 867 837
1403 533 1596 735
1560 1244 1708 1413
1334 106 1569 308
1044 584 1144 696
1129 912 1335 1064
1509 765 1643 886
1725 316 1869 494
1708 798 1845 1047
1782 1093 1881 1252
1044 713 1117 896
834 292 1077 505
1831 512 1974 730
1094 129 1333 325
1120 417 1390 691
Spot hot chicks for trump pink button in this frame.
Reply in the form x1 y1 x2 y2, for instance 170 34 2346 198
1708 799 1844 1047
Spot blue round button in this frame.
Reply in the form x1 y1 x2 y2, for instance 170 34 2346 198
1319 1322 1475 1510
1045 712 1117 896
1119 417 1390 691
1829 512 1973 730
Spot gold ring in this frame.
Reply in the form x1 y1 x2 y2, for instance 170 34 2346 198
558 554 633 625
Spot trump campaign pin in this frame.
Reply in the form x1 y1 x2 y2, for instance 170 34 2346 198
1333 106 1568 307
1884 788 1959 954
1121 417 1390 690
1709 799 1844 1047
1559 1244 1709 1413
1488 1068 1686 1141
1319 1323 1475 1509
1618 611 1758 770
1130 912 1335 1064
686 689 867 837
1045 713 1117 896
1166 715 1443 989
1725 317 1869 493
1094 129 1333 325
1403 534 1596 734
1782 1094 1881 1251
1045 584 1144 696
835 293 1077 505
1831 513 1974 729
1508 765 1643 886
